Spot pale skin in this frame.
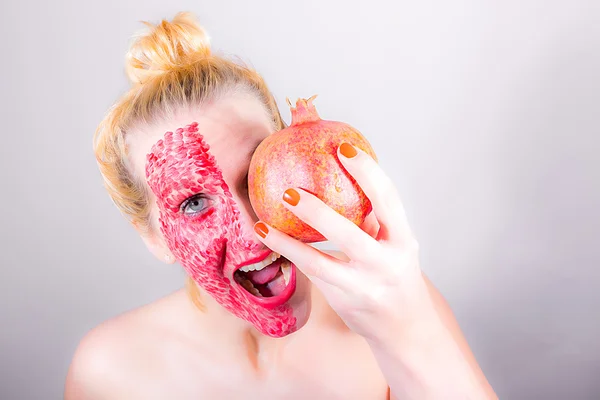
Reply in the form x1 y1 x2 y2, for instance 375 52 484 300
65 91 497 399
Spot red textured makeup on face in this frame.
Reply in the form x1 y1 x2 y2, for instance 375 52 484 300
145 122 297 337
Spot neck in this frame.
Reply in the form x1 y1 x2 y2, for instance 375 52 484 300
184 275 347 374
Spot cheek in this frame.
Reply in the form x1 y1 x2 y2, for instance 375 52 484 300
162 204 226 263
158 189 244 275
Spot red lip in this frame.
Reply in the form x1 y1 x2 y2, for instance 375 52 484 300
235 249 273 271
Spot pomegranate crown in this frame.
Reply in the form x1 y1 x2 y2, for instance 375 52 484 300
286 94 321 125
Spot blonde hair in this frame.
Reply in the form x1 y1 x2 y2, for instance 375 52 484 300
93 12 286 307
93 11 285 234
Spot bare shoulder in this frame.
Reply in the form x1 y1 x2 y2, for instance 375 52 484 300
65 318 127 399
65 289 201 399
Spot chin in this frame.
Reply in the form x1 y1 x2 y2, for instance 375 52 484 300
274 270 312 337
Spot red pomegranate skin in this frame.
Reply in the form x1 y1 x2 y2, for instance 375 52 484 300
248 96 378 242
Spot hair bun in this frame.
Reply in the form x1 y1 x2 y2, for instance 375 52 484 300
125 12 211 85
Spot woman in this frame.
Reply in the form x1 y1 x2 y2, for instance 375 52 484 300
66 12 497 399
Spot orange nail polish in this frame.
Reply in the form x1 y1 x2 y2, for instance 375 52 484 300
254 222 269 238
283 188 300 206
340 142 357 158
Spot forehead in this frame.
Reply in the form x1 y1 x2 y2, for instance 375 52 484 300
127 91 274 185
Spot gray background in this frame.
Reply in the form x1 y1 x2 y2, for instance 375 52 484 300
1 0 598 399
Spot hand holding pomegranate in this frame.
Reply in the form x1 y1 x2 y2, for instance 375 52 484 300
249 96 431 342
250 97 497 399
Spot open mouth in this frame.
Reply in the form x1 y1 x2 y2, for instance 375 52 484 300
234 252 296 309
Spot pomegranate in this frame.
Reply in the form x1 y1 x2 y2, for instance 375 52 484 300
248 95 378 242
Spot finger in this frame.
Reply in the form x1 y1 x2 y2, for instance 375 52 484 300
253 221 354 289
337 142 412 244
281 187 382 264
359 210 380 239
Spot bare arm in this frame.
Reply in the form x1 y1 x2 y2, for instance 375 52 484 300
371 273 497 400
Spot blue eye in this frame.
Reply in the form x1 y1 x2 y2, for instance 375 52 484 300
182 195 208 215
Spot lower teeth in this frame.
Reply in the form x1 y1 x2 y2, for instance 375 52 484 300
241 279 263 297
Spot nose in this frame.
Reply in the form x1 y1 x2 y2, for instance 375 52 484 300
231 183 261 237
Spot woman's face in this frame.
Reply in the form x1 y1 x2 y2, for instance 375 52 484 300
127 91 311 337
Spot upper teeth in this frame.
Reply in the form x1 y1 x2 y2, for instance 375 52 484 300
238 252 281 272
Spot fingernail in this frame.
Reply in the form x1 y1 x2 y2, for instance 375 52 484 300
254 222 269 238
283 188 300 206
339 142 357 158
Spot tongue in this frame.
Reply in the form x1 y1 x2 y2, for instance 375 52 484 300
265 274 287 296
246 258 283 285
